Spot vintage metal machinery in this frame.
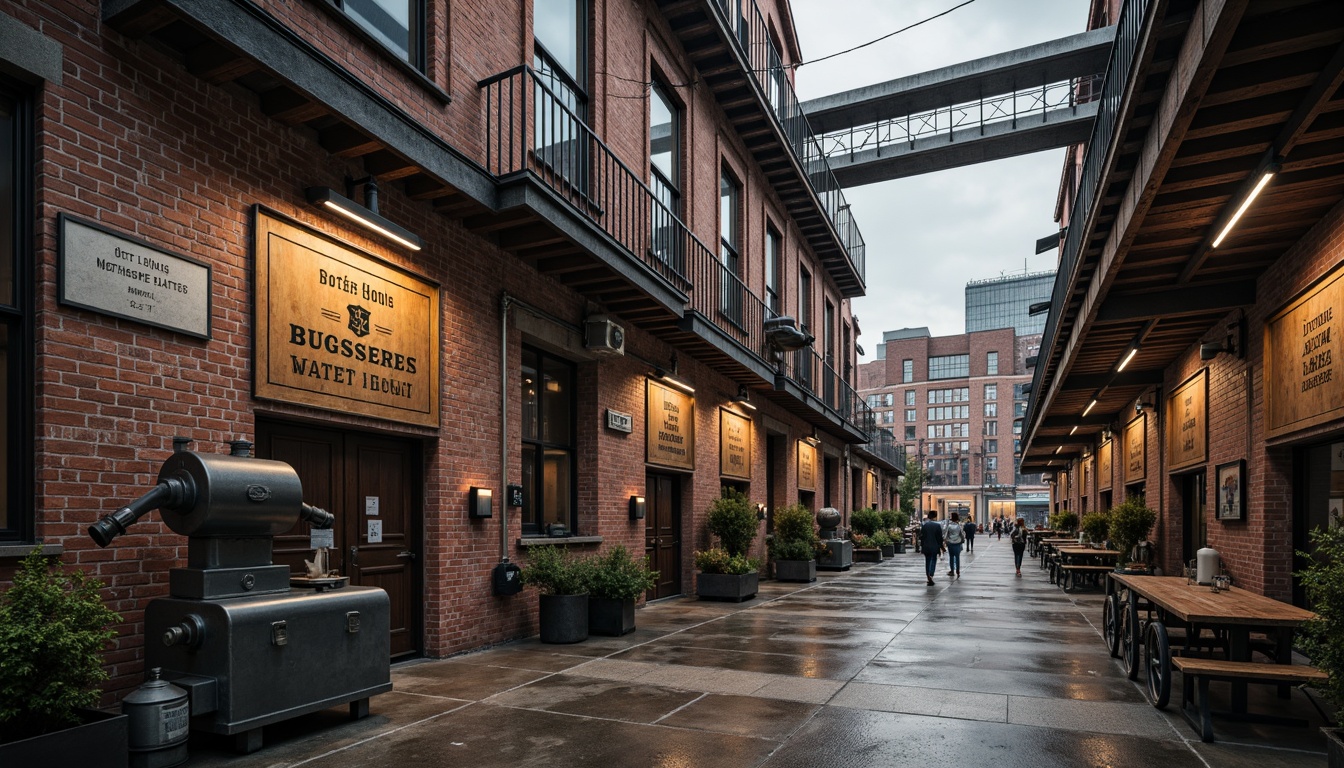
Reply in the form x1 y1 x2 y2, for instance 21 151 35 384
89 444 392 754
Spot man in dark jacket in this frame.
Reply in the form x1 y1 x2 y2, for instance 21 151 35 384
920 511 945 586
963 518 977 552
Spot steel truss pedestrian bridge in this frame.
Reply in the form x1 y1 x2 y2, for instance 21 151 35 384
802 25 1116 186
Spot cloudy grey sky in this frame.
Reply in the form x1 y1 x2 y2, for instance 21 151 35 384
789 0 1090 356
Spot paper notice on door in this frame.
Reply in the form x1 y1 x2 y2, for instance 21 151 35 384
367 519 383 543
365 496 380 516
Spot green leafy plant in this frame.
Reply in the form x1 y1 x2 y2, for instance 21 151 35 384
881 509 910 531
1107 497 1157 562
694 548 759 575
707 488 758 557
850 508 883 537
1296 525 1344 712
520 545 592 596
769 504 821 562
0 549 120 743
586 545 658 601
870 530 893 548
1080 510 1111 545
1050 510 1079 534
850 533 874 549
897 456 926 520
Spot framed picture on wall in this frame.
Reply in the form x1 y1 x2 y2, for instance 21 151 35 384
1216 460 1245 521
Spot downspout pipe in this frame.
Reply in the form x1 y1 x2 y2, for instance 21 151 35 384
501 293 511 564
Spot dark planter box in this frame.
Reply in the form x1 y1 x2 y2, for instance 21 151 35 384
774 559 815 583
539 593 589 643
880 544 896 558
1325 727 1344 768
853 548 882 563
588 597 635 636
0 709 128 768
696 571 758 602
895 540 906 554
817 539 852 571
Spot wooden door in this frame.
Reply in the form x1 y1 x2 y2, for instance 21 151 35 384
257 420 422 658
644 472 682 600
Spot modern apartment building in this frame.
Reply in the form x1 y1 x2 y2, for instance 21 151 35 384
965 270 1055 336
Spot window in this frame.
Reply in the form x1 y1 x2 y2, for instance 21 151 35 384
902 359 913 383
796 267 812 387
985 384 997 401
765 226 781 315
987 351 999 375
905 426 916 440
905 390 915 406
928 354 969 380
328 0 423 68
719 168 743 325
985 472 998 486
521 347 577 534
1 82 31 542
905 409 916 422
881 411 894 424
986 439 998 454
866 395 879 408
823 300 836 406
884 393 894 407
649 81 681 272
534 0 588 189
985 402 997 417
987 457 998 471
1014 401 1027 418
928 387 970 404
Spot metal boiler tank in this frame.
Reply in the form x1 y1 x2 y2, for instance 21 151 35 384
90 446 392 754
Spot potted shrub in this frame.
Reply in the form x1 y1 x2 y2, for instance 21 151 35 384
0 549 126 768
1296 525 1344 766
880 509 910 553
586 545 657 636
696 489 760 601
1050 510 1080 536
849 508 883 538
1080 510 1111 547
520 545 593 644
872 529 896 558
768 503 820 583
851 533 882 563
1107 497 1157 571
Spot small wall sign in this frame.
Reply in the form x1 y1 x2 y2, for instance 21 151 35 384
646 379 695 471
365 496 380 516
58 214 212 339
367 519 383 543
606 408 633 433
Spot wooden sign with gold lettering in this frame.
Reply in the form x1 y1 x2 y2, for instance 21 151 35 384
866 472 877 506
1166 370 1207 470
1098 440 1112 491
1124 413 1146 484
254 209 439 427
719 408 752 480
1266 263 1344 438
646 379 695 470
797 440 817 492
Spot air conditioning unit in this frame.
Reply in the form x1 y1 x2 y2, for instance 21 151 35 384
584 315 625 357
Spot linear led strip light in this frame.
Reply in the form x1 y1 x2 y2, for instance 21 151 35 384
1211 162 1280 249
306 186 424 251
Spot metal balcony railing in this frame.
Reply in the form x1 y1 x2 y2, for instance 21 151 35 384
714 0 866 283
1027 0 1154 428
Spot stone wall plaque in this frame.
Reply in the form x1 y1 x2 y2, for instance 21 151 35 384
1266 262 1344 438
1124 413 1146 485
253 208 440 427
58 213 212 338
646 379 695 471
1166 369 1207 471
719 408 752 480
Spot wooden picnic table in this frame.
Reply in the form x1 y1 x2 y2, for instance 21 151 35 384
1026 530 1060 556
1036 538 1078 568
1105 574 1316 716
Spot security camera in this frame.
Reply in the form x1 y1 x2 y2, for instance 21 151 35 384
1135 400 1144 415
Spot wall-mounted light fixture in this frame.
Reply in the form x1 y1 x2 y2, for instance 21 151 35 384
756 503 767 521
629 495 646 520
1200 319 1244 360
307 177 423 251
468 487 493 519
731 385 757 412
803 428 822 447
1135 393 1157 414
653 368 695 395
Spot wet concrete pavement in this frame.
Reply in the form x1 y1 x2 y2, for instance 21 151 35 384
181 539 1333 767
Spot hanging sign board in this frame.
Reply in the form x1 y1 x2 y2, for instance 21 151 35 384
797 440 818 492
58 214 212 339
1266 263 1344 438
253 208 440 427
1098 440 1112 491
719 408 752 480
646 379 695 470
1166 370 1207 471
1124 413 1146 484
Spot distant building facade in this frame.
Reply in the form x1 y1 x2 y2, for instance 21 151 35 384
965 270 1055 336
859 326 1047 526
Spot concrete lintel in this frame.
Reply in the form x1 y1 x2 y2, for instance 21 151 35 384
0 11 63 85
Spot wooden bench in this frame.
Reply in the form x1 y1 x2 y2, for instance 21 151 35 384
1172 657 1328 742
1057 564 1113 591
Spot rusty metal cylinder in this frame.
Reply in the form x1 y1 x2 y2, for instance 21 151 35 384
155 451 304 538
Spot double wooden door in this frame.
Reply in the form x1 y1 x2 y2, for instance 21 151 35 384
644 472 682 600
257 420 422 658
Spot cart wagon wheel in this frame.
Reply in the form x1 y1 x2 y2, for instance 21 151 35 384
1103 593 1122 657
1123 596 1142 680
1144 621 1171 708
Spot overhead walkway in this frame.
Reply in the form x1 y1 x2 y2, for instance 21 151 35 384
801 26 1116 186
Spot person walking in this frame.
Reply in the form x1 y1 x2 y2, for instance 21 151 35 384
944 511 965 579
1011 516 1029 576
992 517 1002 540
963 516 976 552
919 511 945 586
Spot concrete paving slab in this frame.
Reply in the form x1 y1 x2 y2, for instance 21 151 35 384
391 660 552 699
1007 694 1175 738
830 680 1009 722
657 692 819 740
485 674 700 723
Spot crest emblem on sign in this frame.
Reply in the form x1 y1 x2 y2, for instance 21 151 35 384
347 304 371 337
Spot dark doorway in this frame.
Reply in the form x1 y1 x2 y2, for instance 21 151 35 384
645 472 683 599
256 420 423 658
1181 471 1206 566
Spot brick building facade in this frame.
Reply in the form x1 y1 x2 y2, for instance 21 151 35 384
0 0 901 699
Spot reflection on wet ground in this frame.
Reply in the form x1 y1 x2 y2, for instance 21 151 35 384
182 539 1332 767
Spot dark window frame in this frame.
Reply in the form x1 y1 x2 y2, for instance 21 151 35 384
0 80 33 543
325 0 427 72
520 345 578 536
648 77 682 270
